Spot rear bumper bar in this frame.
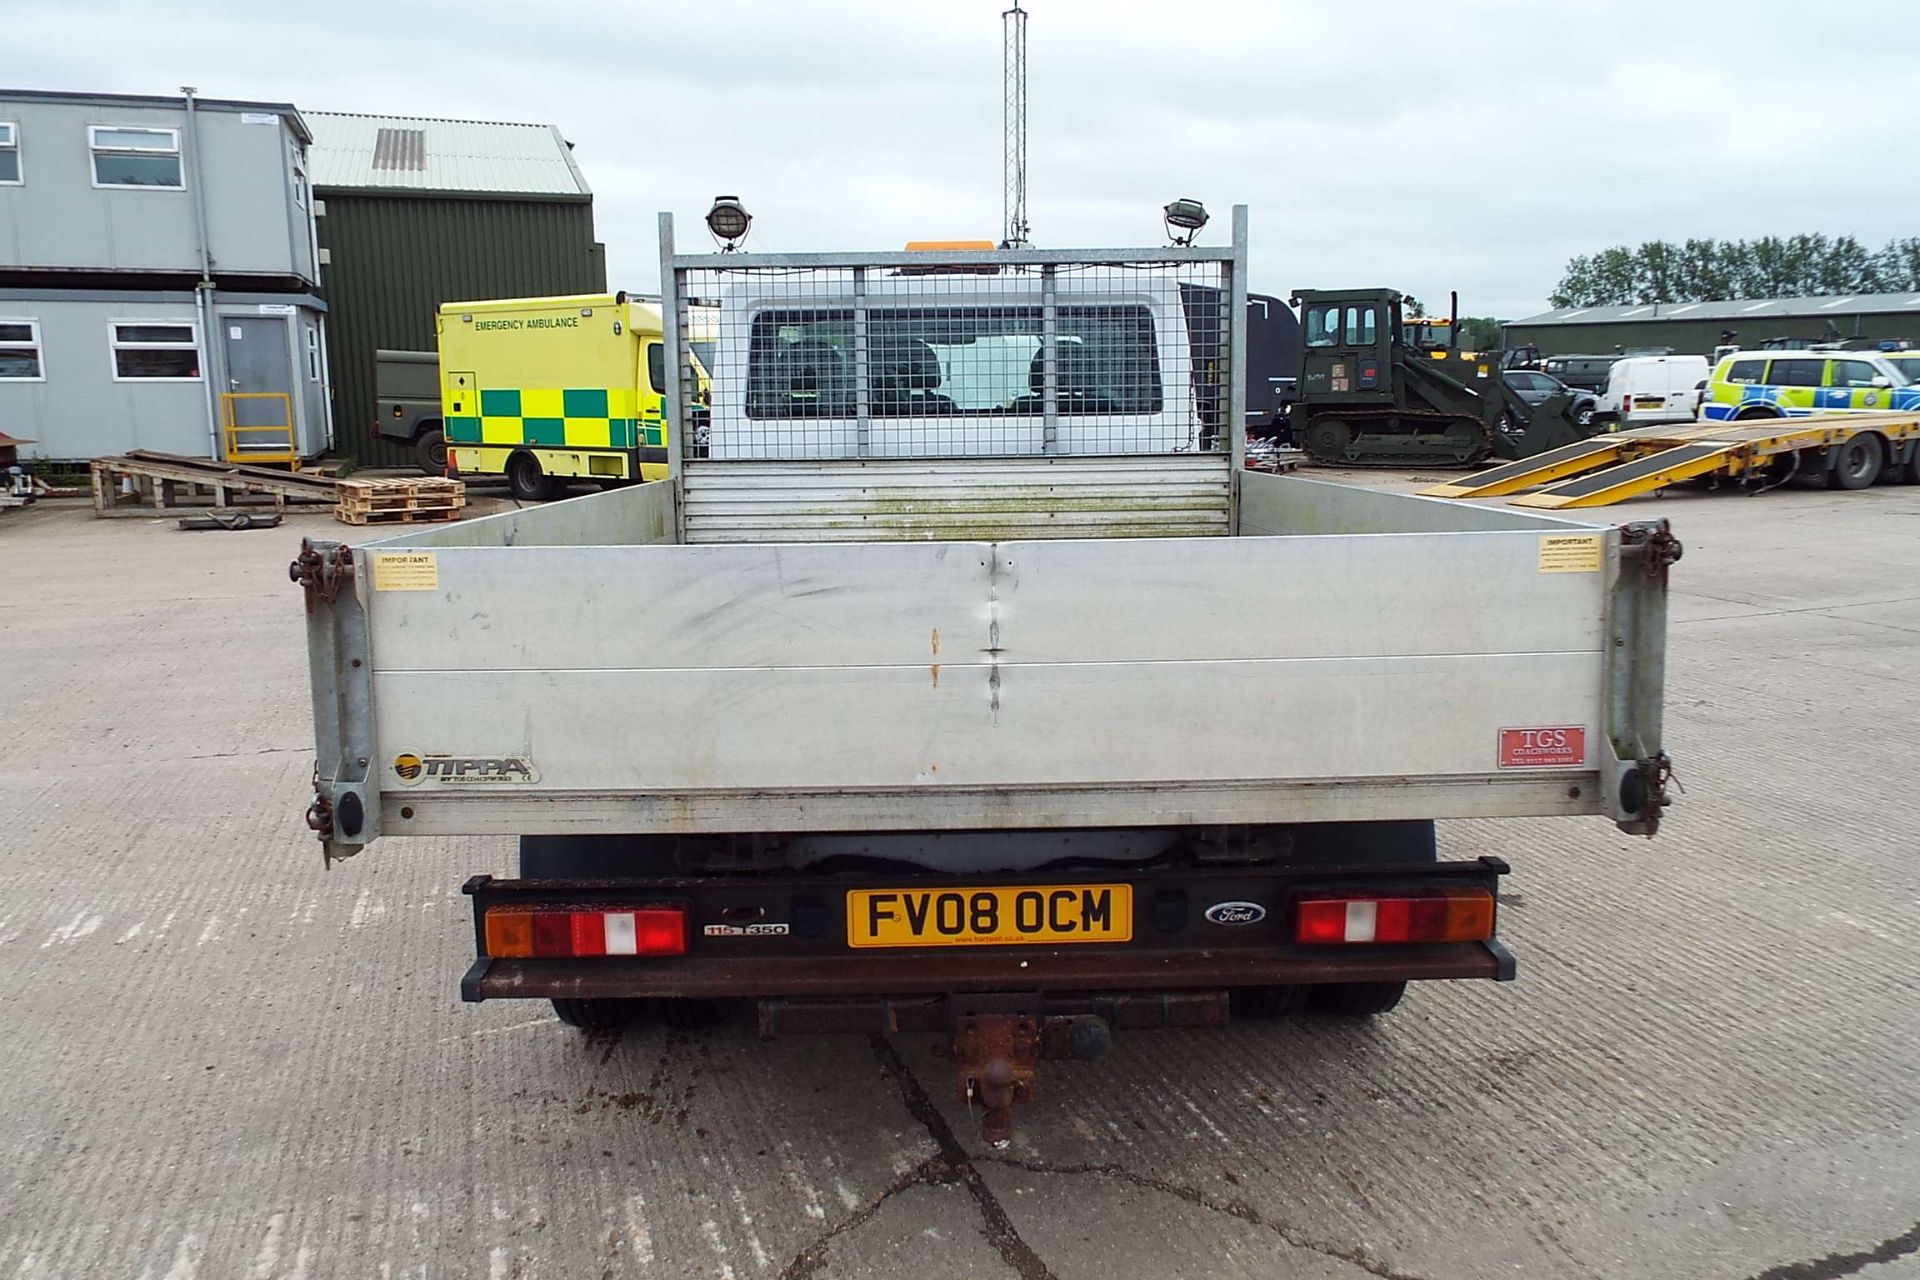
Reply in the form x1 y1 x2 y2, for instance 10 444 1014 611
461 939 1514 1003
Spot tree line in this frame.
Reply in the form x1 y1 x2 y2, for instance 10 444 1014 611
1551 235 1920 308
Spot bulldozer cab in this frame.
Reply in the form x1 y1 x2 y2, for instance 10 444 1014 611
1293 288 1400 405
1287 288 1596 468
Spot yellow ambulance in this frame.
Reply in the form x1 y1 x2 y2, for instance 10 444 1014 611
438 293 707 501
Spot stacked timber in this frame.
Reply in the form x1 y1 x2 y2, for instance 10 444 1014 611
334 476 466 526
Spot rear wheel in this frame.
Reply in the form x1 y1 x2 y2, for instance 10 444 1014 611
413 427 447 476
551 998 646 1032
1230 985 1305 1018
520 836 667 1034
1305 981 1406 1017
1827 434 1883 490
656 999 725 1030
507 451 558 502
1903 441 1920 484
1733 405 1782 422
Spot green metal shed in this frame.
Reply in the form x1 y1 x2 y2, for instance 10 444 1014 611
1505 293 1920 360
307 112 606 468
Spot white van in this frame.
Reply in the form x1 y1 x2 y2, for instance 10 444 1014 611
1600 354 1711 428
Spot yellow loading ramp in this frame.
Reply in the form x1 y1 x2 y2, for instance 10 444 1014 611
1419 414 1920 509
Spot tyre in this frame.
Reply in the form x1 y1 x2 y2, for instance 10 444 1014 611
1305 981 1406 1017
1903 442 1920 485
507 451 557 502
1827 434 1882 490
1230 985 1304 1018
551 998 646 1031
518 837 665 1036
413 427 448 476
1733 405 1782 422
1575 403 1596 429
655 999 725 1030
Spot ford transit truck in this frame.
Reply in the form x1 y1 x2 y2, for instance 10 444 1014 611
294 210 1676 1141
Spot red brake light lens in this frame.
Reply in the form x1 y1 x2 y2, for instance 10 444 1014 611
1294 889 1493 944
484 907 688 958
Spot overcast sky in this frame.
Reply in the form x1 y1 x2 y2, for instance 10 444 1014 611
12 0 1911 319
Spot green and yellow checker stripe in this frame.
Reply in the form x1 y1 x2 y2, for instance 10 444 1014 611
444 388 666 451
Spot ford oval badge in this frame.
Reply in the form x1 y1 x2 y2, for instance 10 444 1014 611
1204 901 1267 926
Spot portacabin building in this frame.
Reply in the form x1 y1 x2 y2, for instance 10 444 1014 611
0 88 331 463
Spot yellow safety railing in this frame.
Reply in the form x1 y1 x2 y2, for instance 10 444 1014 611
220 392 298 466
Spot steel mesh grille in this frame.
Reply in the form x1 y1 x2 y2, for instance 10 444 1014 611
669 254 1233 462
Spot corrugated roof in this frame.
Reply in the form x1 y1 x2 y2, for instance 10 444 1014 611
305 111 590 198
1513 292 1920 327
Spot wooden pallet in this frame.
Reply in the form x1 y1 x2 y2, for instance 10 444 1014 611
335 504 466 526
337 476 463 501
335 476 466 526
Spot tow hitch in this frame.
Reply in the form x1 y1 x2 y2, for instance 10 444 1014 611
753 986 1225 1144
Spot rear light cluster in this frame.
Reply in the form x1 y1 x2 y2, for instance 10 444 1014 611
1295 889 1493 945
484 907 687 958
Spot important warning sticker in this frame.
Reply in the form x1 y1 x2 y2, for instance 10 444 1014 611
370 551 439 591
1538 534 1603 573
1498 726 1586 769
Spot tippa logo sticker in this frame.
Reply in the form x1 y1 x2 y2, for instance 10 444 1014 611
392 752 539 785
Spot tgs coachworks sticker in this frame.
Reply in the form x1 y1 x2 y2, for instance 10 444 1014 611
1497 727 1586 769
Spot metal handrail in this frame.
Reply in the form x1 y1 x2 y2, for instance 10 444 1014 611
220 392 297 466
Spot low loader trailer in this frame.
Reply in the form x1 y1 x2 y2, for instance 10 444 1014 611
1421 411 1920 508
296 214 1676 1140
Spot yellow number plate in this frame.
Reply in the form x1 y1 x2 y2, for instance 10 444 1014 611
846 885 1132 948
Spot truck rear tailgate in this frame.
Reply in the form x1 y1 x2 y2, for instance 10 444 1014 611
298 473 1671 857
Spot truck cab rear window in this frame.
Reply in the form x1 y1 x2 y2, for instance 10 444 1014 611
745 306 1162 419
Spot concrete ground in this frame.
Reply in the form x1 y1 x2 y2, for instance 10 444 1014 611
1 473 1916 1280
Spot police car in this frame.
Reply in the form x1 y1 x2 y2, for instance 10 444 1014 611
1699 350 1919 422
1883 349 1920 386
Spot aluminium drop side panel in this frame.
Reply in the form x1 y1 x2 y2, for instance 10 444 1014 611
314 477 1658 844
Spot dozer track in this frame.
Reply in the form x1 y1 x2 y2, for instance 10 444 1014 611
1296 410 1493 468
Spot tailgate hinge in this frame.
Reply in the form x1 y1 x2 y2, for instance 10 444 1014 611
289 538 355 614
1618 520 1683 579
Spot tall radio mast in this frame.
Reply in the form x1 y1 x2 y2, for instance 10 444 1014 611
1002 1 1029 248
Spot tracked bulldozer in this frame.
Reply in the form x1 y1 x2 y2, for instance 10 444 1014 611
1287 288 1595 467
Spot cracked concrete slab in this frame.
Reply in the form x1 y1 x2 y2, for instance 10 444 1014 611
973 1158 1387 1280
809 1182 1011 1280
2 472 1917 1280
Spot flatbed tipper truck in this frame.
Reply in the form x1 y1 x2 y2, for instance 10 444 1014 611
295 212 1677 1141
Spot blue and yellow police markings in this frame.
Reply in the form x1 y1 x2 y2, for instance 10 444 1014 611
1706 379 1920 421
